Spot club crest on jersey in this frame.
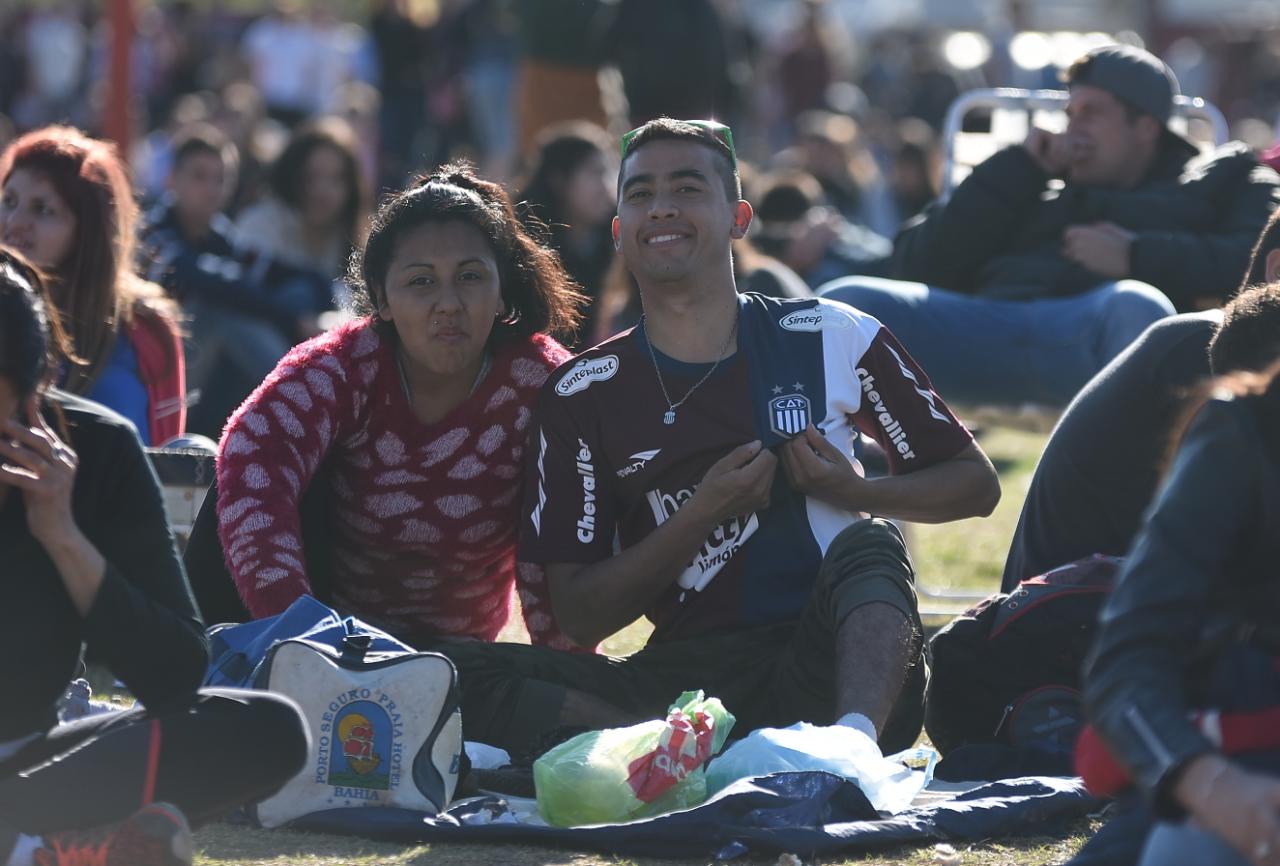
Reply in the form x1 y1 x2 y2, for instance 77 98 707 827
779 306 853 332
770 393 811 437
555 355 619 396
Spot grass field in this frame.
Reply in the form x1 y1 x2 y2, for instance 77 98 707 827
196 422 1089 866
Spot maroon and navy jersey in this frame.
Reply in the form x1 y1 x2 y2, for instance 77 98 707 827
519 293 973 641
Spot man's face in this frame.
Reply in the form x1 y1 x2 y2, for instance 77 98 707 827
1064 84 1158 187
169 151 228 228
614 140 743 286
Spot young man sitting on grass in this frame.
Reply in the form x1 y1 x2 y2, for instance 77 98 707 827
444 118 1000 759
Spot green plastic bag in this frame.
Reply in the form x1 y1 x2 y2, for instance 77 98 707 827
533 690 735 827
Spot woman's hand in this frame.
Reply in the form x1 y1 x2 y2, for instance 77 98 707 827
0 398 80 548
1175 754 1280 866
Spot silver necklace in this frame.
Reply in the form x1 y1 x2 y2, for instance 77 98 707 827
641 311 738 426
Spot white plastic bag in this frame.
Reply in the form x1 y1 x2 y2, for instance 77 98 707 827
704 722 931 814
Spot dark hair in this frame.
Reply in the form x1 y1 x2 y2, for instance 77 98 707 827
1209 281 1280 374
618 117 740 202
1241 208 1280 289
1164 359 1280 474
171 122 238 176
268 117 369 251
0 126 177 392
348 161 585 343
518 121 612 229
0 246 79 400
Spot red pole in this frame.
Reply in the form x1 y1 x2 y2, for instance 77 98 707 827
105 0 134 160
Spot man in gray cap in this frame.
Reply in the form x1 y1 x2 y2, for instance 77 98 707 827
822 43 1280 406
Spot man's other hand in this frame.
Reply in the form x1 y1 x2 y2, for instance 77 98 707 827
1063 222 1135 279
780 424 862 506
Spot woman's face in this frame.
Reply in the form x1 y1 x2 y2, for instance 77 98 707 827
300 144 350 229
0 169 77 270
380 220 504 380
563 151 616 226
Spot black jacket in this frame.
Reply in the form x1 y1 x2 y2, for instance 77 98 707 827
1083 385 1280 813
893 139 1280 310
0 392 207 741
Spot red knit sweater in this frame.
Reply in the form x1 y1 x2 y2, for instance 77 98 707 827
216 318 577 649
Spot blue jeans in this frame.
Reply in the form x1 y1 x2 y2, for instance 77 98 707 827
819 277 1176 406
1138 821 1249 866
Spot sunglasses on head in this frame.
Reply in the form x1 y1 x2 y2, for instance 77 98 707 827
620 120 737 167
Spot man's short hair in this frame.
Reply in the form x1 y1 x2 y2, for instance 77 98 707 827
1209 281 1280 373
170 123 237 175
618 118 741 202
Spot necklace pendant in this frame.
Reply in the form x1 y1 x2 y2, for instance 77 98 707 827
663 409 676 425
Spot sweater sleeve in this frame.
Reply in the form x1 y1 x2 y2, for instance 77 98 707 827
216 328 365 618
82 420 207 709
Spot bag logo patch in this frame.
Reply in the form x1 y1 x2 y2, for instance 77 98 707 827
320 695 404 800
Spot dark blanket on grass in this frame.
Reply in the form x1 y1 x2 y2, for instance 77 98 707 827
287 771 1098 858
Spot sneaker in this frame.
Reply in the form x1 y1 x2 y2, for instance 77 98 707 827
34 802 193 866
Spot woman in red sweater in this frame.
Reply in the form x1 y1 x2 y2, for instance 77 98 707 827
216 162 586 649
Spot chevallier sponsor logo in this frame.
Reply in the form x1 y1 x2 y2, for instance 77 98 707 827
855 369 916 459
576 438 597 542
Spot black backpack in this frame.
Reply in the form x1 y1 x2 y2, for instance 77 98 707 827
924 555 1122 756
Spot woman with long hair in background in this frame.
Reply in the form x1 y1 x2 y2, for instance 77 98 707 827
0 126 185 445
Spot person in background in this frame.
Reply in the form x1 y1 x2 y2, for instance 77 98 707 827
1005 208 1280 591
751 170 891 288
517 122 617 346
1083 362 1280 866
774 110 900 240
823 44 1280 407
0 247 306 866
138 123 331 439
887 117 940 226
0 126 185 446
235 116 369 286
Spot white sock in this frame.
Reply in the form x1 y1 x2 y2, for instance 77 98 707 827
6 834 43 866
835 711 878 741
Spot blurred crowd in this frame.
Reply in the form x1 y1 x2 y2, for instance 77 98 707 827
2 0 1280 439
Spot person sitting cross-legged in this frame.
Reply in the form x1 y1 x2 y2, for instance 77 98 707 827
0 248 307 866
443 118 1000 759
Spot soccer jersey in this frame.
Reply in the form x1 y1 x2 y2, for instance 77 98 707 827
519 293 973 641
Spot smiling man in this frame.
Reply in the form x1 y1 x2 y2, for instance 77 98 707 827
447 119 999 759
822 44 1280 407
